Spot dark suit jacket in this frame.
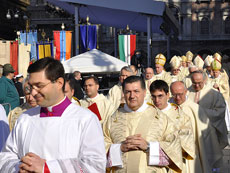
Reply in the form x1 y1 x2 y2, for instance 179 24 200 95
73 79 84 100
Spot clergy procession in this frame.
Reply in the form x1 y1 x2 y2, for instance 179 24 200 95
0 50 230 173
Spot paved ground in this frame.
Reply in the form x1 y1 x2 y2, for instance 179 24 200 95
222 145 230 173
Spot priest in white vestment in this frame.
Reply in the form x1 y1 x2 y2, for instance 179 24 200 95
80 76 116 124
152 53 171 85
193 55 204 71
209 59 229 101
0 58 106 173
169 56 184 85
104 76 183 173
107 66 133 109
144 67 155 102
183 65 199 89
170 81 222 172
150 80 196 173
213 52 229 81
203 55 214 78
188 70 228 170
180 55 190 78
186 51 194 67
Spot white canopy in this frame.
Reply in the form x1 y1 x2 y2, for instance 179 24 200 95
62 49 128 73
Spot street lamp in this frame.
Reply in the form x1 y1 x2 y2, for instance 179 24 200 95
14 10 19 19
6 9 12 19
6 9 28 21
61 23 65 30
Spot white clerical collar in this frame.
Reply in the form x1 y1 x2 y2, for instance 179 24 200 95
124 101 149 113
145 77 154 81
156 71 163 76
89 93 99 100
47 96 66 112
161 103 171 113
215 74 221 79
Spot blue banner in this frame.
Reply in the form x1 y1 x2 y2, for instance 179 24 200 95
80 26 87 53
88 26 97 50
20 30 38 61
27 30 38 61
60 31 66 61
80 25 97 53
20 31 26 44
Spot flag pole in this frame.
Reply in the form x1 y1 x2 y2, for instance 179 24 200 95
41 29 46 58
147 15 152 67
86 16 89 51
75 5 79 55
61 23 65 61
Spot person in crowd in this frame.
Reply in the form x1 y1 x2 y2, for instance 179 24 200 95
186 51 194 67
0 57 106 172
153 53 171 85
213 52 229 80
107 66 133 109
209 59 229 101
14 74 24 105
180 55 190 78
103 76 182 172
144 67 155 102
203 55 214 78
64 74 80 105
73 70 84 100
169 56 184 83
170 81 216 172
181 55 187 68
183 65 199 89
193 55 204 71
150 80 195 173
0 63 20 115
129 65 138 76
131 49 147 72
80 76 115 124
188 70 228 171
0 64 3 78
0 104 10 151
8 77 38 131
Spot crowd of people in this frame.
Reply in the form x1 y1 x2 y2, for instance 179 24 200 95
0 50 229 173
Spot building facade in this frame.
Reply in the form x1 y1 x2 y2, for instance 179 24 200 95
151 0 230 60
84 0 230 65
3 0 230 64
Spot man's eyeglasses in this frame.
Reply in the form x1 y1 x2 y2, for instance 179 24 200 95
27 81 54 94
172 93 184 98
192 82 203 86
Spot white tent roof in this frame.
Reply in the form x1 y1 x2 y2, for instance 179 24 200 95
62 49 128 73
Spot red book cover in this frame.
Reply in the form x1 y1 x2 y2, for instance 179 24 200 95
88 103 102 121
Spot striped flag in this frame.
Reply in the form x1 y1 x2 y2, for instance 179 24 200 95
53 31 72 61
36 42 53 59
118 35 136 64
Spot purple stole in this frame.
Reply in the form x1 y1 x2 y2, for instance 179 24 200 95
40 97 71 117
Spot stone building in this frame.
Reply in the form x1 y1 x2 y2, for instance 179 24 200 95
151 0 230 60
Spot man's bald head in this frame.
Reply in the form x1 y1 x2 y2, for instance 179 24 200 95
188 65 198 74
145 67 154 80
170 81 187 105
